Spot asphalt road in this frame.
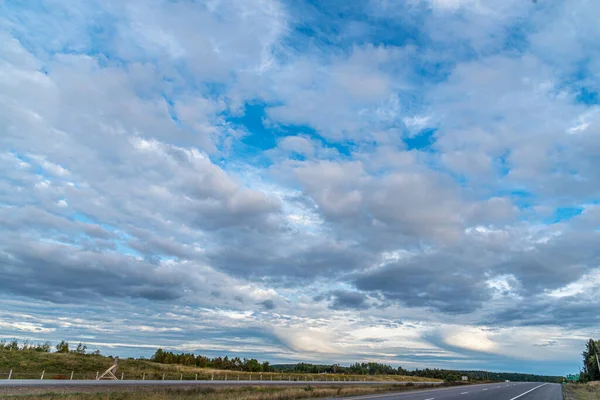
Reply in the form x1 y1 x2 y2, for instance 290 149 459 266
0 380 562 399
339 382 562 400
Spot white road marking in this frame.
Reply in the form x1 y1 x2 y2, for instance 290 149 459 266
482 388 487 391
460 392 468 394
508 383 548 400
424 398 435 400
340 394 407 400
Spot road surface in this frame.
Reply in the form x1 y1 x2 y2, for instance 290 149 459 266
339 382 562 400
0 380 562 399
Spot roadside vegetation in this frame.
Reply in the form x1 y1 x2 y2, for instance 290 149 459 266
563 382 600 400
0 384 437 400
0 340 438 382
0 339 562 383
562 338 600 400
579 339 600 383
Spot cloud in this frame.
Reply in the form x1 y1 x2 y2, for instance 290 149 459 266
354 253 492 314
259 300 277 310
329 290 369 310
1 0 600 377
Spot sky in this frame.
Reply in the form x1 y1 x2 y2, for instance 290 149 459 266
1 0 599 377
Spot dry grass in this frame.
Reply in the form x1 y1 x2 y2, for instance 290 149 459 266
0 351 441 383
563 383 600 400
0 384 428 400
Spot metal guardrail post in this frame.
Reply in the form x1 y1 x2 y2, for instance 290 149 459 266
70 371 74 380
41 370 45 380
8 370 12 380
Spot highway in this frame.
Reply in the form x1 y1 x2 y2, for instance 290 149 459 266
339 382 562 400
0 380 562 399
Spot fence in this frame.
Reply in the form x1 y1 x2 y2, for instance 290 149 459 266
0 370 372 382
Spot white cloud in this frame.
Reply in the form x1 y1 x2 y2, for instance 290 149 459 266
1 0 600 375
546 269 600 299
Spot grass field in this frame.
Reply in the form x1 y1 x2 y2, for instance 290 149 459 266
563 382 600 399
0 384 437 399
0 350 441 383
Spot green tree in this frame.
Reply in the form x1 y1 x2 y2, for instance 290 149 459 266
6 339 19 351
55 340 69 353
35 342 51 352
74 342 87 355
262 361 271 372
152 348 165 363
582 339 600 382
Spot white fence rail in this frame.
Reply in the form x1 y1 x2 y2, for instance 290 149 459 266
0 370 372 382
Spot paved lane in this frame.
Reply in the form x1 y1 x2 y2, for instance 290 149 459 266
339 382 562 400
0 380 562 399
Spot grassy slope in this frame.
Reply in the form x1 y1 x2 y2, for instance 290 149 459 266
0 350 441 382
564 383 600 400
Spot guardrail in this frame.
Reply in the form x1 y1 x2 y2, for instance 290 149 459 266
0 370 384 382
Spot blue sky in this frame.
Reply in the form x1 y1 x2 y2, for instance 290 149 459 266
1 0 600 376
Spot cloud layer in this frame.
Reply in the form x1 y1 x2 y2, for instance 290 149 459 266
1 0 600 375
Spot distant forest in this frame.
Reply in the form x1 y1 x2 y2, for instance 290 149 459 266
0 340 564 383
271 363 563 383
150 349 563 383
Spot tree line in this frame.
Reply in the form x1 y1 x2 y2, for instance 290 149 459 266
272 362 409 375
408 368 562 383
580 339 600 382
0 339 566 382
0 339 96 355
151 350 562 382
274 363 562 382
151 349 272 372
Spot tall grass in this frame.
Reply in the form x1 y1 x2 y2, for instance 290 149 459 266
563 383 600 400
0 384 427 400
0 350 441 382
